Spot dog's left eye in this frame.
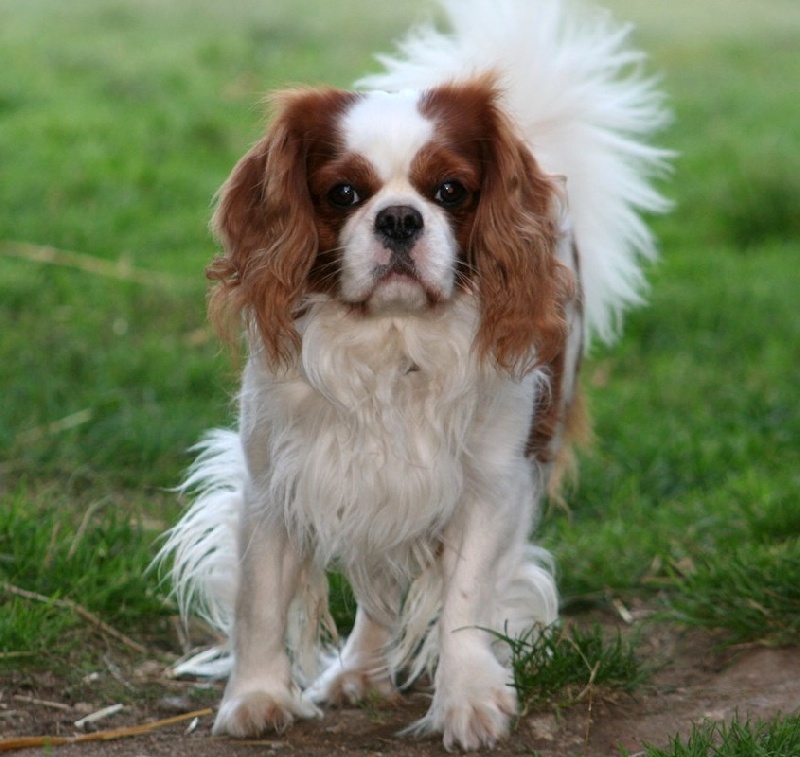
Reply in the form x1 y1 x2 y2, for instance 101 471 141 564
327 184 361 208
434 180 468 207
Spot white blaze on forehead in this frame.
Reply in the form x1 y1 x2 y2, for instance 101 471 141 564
342 90 433 182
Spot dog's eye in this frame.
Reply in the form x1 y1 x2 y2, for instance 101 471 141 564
327 183 361 208
434 180 468 207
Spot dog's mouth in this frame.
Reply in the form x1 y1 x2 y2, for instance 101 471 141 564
363 256 447 312
374 254 418 284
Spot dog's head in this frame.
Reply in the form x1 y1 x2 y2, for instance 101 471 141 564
208 76 572 372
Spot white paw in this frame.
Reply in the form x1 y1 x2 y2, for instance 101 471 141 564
417 655 517 752
212 688 320 738
306 659 397 706
439 685 516 752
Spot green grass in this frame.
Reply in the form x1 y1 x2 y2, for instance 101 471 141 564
667 539 800 648
497 623 648 715
632 713 800 757
0 486 170 678
1 1 799 751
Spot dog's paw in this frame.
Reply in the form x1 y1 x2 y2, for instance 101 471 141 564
414 655 517 752
306 660 397 706
212 689 320 738
439 685 516 752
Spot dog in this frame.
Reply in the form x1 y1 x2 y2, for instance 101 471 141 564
158 0 670 750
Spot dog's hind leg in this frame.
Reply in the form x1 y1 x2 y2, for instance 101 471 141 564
305 603 398 706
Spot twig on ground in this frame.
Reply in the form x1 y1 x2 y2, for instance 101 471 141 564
12 696 72 712
67 498 108 560
16 409 93 444
1 582 147 654
103 653 136 691
0 241 187 289
612 597 634 624
0 651 35 661
74 704 125 731
0 708 213 752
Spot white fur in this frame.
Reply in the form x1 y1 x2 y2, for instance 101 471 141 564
159 296 560 745
338 186 459 308
360 0 672 344
338 91 460 309
156 0 669 750
342 90 434 182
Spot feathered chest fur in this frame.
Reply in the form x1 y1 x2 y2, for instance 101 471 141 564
238 297 540 572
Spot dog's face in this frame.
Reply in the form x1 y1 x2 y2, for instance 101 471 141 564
313 89 481 312
208 78 572 372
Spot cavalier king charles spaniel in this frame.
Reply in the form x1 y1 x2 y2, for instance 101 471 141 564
158 0 670 750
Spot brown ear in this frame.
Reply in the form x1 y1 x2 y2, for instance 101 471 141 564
470 98 574 374
206 94 320 366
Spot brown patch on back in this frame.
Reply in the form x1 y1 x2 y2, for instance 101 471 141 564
526 239 591 498
526 347 567 464
526 348 592 499
548 383 593 499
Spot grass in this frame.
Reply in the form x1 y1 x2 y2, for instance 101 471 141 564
496 623 649 714
632 713 800 757
667 539 800 648
0 487 170 676
0 0 798 753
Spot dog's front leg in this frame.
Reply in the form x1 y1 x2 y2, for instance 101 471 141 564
213 510 319 737
427 497 521 752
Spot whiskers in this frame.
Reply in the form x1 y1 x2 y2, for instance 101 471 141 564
307 246 345 292
454 257 478 293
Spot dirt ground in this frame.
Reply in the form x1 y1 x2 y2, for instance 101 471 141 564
2 618 799 756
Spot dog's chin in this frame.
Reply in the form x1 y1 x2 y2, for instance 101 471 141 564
364 274 442 315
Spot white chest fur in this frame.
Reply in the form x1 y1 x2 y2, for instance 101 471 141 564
239 297 540 577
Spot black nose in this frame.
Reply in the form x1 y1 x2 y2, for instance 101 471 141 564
374 205 424 247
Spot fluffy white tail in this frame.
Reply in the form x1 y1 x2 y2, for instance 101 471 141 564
155 431 331 680
359 0 672 344
154 430 243 677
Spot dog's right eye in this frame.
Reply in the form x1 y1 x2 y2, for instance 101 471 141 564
327 184 361 208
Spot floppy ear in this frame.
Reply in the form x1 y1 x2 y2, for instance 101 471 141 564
206 93 319 366
470 98 574 374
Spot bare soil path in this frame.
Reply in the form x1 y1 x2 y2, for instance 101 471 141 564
3 621 799 756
